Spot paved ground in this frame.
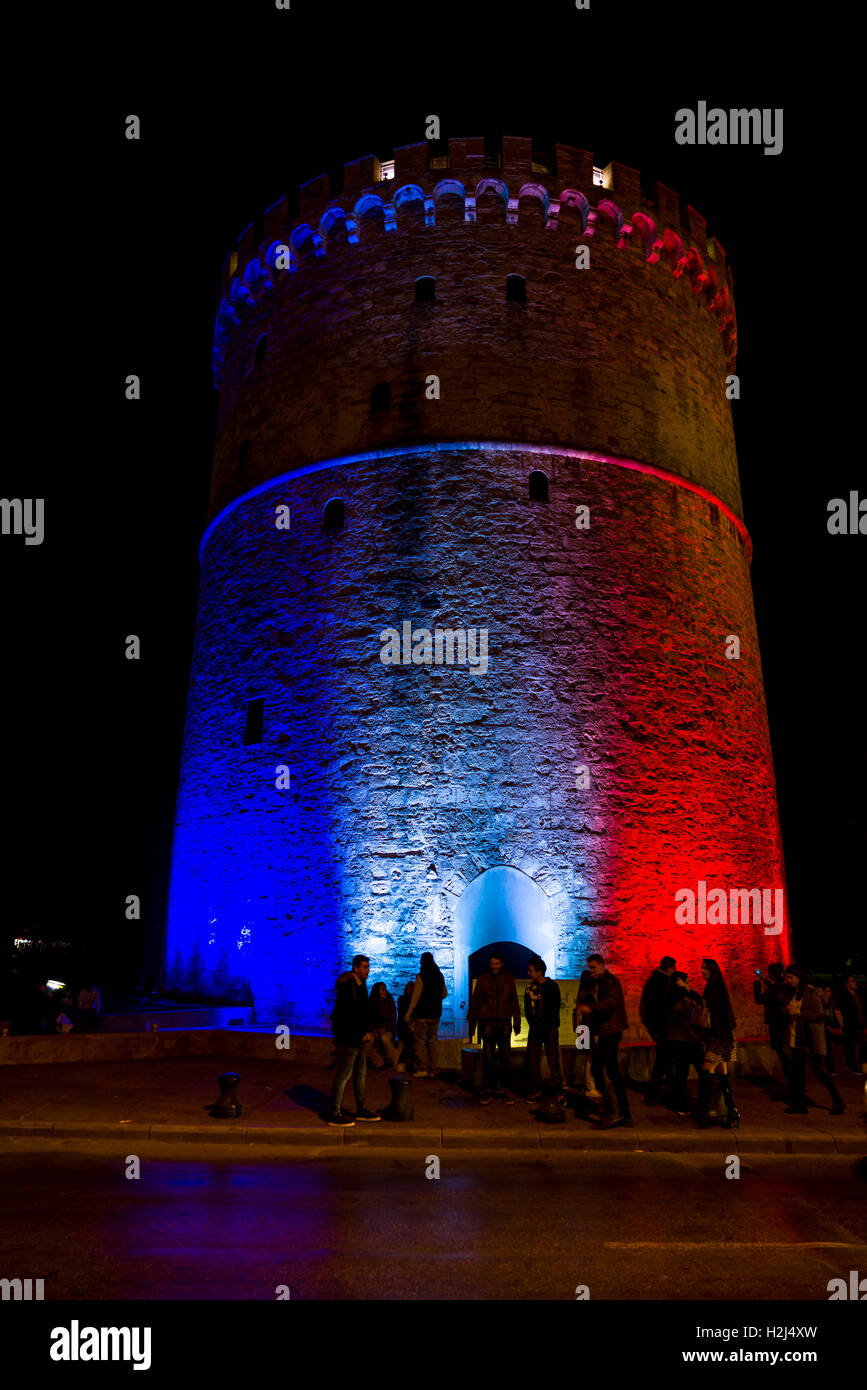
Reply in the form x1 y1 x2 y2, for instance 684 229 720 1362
0 1055 864 1153
0 1142 865 1300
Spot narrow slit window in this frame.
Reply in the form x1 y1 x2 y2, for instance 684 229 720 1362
244 697 264 746
415 276 435 303
323 498 345 533
370 382 391 413
254 333 267 369
506 274 526 303
529 470 549 503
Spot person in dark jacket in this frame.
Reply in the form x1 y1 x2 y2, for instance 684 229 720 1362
694 958 739 1129
754 963 792 1100
819 986 843 1075
667 971 702 1114
782 966 845 1115
524 955 564 1102
395 982 416 1072
365 982 400 1070
468 953 521 1103
575 954 632 1128
404 952 447 1078
837 973 866 1074
327 955 381 1127
640 955 677 1105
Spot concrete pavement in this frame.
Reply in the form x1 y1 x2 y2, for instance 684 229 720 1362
0 1054 864 1154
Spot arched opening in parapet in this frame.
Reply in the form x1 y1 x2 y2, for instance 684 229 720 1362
370 381 391 413
528 469 549 503
414 275 435 304
453 866 555 1038
254 333 268 369
322 497 345 534
506 274 526 303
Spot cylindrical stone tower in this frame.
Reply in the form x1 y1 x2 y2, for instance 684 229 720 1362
164 136 790 1036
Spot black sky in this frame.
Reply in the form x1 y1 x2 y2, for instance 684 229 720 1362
4 2 862 987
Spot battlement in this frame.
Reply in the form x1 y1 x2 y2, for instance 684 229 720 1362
212 136 737 386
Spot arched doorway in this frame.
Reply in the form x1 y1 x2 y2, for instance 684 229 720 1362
453 866 556 1037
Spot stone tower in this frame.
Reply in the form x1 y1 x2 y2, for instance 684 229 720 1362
164 136 789 1035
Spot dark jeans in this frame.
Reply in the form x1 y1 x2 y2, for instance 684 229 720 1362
787 1049 842 1108
668 1041 694 1109
330 1044 367 1113
843 1030 863 1071
481 1023 512 1093
591 1032 630 1118
527 1026 563 1091
647 1037 674 1097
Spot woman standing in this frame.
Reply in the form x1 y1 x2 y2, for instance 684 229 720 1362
404 952 447 1078
694 958 740 1129
782 967 845 1115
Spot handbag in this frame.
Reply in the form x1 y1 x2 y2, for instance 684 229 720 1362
691 1001 712 1031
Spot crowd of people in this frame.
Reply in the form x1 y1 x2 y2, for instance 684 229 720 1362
0 978 101 1036
326 949 866 1128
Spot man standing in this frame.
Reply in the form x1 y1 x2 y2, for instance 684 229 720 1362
577 954 632 1128
524 956 564 1104
640 955 677 1105
327 955 382 1127
468 952 521 1105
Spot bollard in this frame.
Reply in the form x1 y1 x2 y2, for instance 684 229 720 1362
382 1074 413 1121
210 1071 242 1118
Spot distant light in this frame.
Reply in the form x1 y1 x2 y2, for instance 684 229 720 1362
13 938 32 948
46 978 66 991
593 165 613 189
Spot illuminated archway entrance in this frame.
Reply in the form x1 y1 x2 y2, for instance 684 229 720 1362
452 866 556 1038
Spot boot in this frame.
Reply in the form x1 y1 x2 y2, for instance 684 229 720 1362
718 1074 740 1129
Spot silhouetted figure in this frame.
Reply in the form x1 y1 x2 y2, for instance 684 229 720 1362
667 971 702 1114
396 982 416 1073
694 958 739 1129
754 963 791 1099
404 952 447 1078
468 952 521 1104
524 955 563 1102
837 973 866 1074
77 981 101 1032
365 982 400 1070
327 955 381 1127
782 966 845 1116
576 954 632 1129
641 955 677 1105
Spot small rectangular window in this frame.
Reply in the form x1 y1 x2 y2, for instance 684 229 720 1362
244 697 264 746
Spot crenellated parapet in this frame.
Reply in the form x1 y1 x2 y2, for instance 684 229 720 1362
212 136 737 385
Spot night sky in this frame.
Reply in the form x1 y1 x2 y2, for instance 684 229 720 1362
4 3 861 989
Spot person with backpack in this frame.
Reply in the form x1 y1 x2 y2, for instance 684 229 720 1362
327 955 382 1127
403 952 447 1078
